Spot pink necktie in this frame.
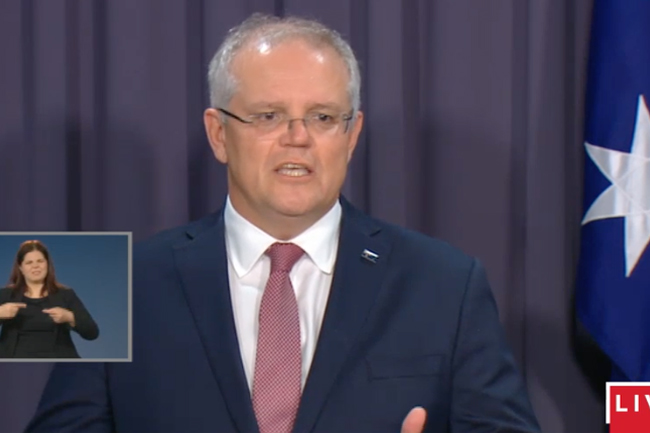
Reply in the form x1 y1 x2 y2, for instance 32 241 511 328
252 242 304 433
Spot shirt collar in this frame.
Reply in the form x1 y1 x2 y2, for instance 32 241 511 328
224 196 342 278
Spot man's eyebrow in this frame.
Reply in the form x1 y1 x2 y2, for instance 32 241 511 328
246 101 285 110
306 102 346 111
244 101 346 112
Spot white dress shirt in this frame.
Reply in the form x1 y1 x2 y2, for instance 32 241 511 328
224 197 341 391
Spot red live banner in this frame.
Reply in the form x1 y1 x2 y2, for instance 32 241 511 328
607 383 650 432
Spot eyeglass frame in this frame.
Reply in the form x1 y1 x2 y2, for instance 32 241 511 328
216 107 355 135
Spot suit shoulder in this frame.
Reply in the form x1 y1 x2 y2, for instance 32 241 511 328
133 212 221 263
342 199 476 274
134 213 220 252
372 217 477 274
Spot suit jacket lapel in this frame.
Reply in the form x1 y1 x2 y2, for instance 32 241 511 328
173 211 259 433
293 197 393 433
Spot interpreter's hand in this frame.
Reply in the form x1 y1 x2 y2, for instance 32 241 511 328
401 407 427 433
0 302 27 319
42 307 75 326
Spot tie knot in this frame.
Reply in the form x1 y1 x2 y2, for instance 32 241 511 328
266 242 304 273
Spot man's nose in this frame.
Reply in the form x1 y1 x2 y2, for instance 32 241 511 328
283 118 311 145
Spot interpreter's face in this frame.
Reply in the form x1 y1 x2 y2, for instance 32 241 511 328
20 251 48 284
204 39 363 235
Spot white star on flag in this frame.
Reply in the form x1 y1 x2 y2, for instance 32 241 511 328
582 94 650 277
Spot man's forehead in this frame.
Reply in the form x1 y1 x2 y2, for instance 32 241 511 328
229 39 349 101
232 37 345 73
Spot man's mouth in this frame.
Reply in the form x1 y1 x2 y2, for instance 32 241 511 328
276 163 311 177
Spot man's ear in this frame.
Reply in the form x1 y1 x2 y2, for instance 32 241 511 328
346 110 364 162
204 108 228 164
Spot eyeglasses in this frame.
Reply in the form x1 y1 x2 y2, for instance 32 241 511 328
217 108 353 136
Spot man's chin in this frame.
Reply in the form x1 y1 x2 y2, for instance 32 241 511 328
271 199 331 220
274 206 316 218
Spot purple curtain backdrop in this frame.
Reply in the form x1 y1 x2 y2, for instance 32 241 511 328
0 0 603 432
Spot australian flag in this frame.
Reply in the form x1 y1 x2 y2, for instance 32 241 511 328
576 0 650 382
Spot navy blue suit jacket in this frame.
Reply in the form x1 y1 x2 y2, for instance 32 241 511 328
26 197 539 432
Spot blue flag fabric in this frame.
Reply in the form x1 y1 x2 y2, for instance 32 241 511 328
576 0 650 382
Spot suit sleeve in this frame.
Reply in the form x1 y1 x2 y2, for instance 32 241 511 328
24 363 115 433
449 259 541 433
65 289 100 340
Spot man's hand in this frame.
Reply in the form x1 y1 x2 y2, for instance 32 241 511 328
0 302 27 319
401 407 427 433
43 307 75 326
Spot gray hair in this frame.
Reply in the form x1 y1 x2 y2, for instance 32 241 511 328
207 14 361 114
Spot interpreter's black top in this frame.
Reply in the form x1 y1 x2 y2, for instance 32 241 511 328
0 287 99 358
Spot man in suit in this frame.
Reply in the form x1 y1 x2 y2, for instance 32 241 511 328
26 13 540 433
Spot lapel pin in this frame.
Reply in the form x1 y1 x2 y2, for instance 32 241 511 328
361 249 379 264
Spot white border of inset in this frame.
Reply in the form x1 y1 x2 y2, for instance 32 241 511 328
0 231 132 363
605 381 650 424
